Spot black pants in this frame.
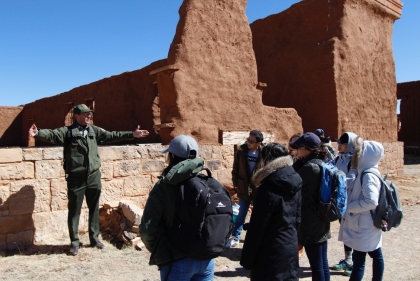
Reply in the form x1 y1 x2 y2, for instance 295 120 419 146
66 171 102 247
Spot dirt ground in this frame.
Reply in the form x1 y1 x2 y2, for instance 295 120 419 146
1 156 420 281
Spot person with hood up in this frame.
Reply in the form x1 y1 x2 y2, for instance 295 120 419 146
332 132 358 276
140 135 215 281
240 143 302 280
339 137 385 281
290 132 331 281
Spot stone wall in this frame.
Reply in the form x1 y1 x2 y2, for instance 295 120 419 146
0 144 234 250
0 141 403 250
0 106 23 147
397 81 420 143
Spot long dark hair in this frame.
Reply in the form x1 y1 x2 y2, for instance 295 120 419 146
161 152 188 176
261 143 289 166
307 146 329 161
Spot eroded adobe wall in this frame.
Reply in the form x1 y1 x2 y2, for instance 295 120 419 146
0 107 23 147
251 0 401 141
156 0 302 144
335 0 400 142
21 59 167 146
397 81 420 143
250 0 340 137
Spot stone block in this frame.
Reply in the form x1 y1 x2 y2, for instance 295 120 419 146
200 145 213 160
10 179 51 214
147 144 166 159
0 234 6 250
0 214 33 234
0 148 22 163
150 173 161 185
216 169 233 186
206 160 222 171
113 160 142 177
141 160 165 173
135 145 151 159
51 178 68 211
119 200 143 225
0 162 34 180
98 146 125 161
43 147 63 160
0 182 10 210
212 146 222 159
33 209 89 244
22 148 43 161
7 229 34 250
35 160 62 179
100 161 113 179
123 176 152 197
221 145 234 157
100 179 124 205
103 201 120 209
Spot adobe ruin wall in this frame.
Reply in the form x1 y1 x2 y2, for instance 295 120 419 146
397 80 420 144
0 141 403 250
250 0 402 142
0 106 23 147
20 59 167 147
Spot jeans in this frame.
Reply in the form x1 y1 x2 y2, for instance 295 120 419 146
305 241 330 281
350 248 384 281
160 258 214 281
231 198 251 241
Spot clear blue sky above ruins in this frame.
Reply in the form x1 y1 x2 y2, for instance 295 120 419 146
0 0 419 107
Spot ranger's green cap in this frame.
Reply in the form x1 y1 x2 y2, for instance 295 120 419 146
73 104 93 115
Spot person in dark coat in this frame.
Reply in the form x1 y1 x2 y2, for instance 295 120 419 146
290 132 331 281
240 143 302 281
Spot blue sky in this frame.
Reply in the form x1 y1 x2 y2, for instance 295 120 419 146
0 0 418 107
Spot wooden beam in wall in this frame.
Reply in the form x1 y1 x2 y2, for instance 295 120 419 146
221 131 275 145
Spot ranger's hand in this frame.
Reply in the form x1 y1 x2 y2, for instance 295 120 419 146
133 125 150 138
29 124 38 137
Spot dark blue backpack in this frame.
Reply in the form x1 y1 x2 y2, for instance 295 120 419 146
309 159 347 222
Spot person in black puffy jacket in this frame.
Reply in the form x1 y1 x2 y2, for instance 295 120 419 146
240 143 302 280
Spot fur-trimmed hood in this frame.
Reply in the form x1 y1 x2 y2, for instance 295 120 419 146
351 137 384 172
252 155 301 195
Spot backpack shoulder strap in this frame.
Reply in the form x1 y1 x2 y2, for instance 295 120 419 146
308 158 324 167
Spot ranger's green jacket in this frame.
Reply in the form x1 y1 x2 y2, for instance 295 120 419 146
140 158 204 266
35 123 133 175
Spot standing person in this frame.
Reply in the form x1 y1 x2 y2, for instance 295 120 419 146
226 130 264 248
240 143 302 280
140 135 214 281
332 132 358 276
288 133 302 162
315 128 336 163
339 137 385 281
290 132 331 281
28 104 149 256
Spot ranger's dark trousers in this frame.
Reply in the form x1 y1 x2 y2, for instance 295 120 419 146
66 170 102 247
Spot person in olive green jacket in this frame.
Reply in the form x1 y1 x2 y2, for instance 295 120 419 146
140 135 215 280
28 104 149 256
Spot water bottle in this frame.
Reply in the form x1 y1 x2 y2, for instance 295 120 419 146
232 203 240 223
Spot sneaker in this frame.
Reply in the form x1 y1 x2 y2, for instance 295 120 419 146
332 259 353 271
69 246 79 256
225 237 239 248
344 266 353 276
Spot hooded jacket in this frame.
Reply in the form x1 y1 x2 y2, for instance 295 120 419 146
140 158 204 266
339 138 384 252
335 132 358 174
232 142 263 201
294 152 331 245
240 155 302 280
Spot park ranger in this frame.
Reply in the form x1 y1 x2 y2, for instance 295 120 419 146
29 104 149 255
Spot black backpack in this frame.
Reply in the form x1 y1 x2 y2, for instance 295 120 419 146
361 170 403 231
168 167 233 260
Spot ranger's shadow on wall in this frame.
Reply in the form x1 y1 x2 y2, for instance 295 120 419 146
0 185 66 256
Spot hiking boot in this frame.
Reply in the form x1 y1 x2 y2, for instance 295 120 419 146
332 259 353 271
344 266 353 276
225 237 239 248
69 246 79 256
91 241 105 249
